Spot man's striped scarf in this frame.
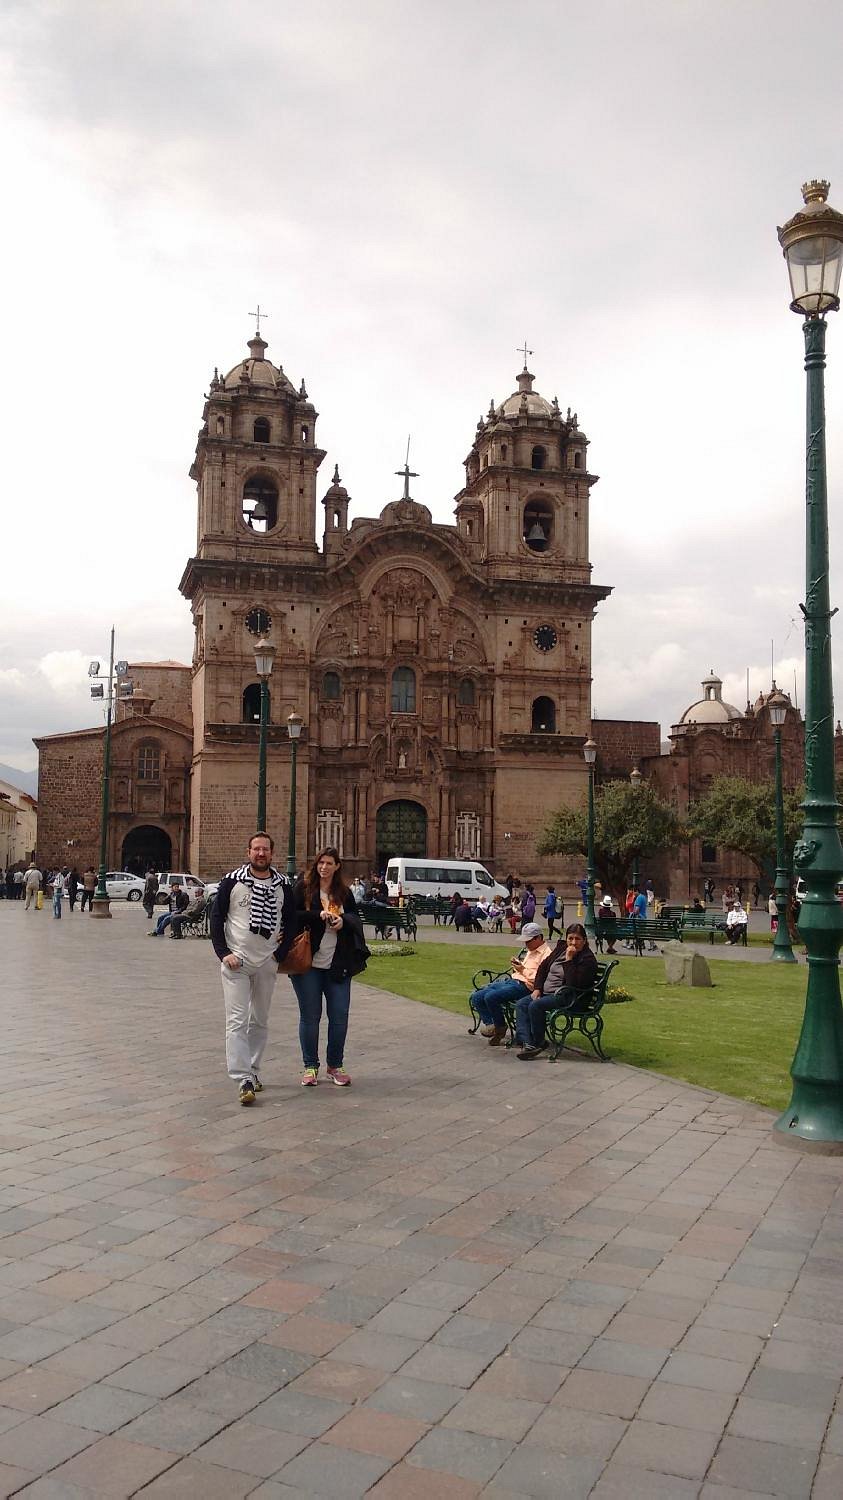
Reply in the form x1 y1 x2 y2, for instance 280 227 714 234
230 864 289 939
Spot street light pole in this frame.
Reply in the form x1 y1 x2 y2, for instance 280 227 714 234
774 180 843 1148
253 640 276 832
286 712 303 879
768 689 797 964
583 738 597 940
630 765 642 892
91 628 116 920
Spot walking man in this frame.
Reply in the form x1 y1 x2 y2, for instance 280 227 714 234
52 869 66 917
80 867 96 912
23 862 41 911
210 833 296 1106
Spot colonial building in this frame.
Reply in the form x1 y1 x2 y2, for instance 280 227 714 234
0 776 37 869
35 332 613 881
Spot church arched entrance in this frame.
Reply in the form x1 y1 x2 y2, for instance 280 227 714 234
375 801 427 875
121 825 172 875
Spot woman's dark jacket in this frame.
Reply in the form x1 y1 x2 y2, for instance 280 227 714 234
293 883 369 980
532 941 598 997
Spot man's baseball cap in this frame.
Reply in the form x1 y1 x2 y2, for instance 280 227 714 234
522 922 544 940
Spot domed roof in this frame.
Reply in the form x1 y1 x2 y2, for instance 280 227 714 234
223 335 297 395
323 464 348 501
680 672 743 725
495 366 556 419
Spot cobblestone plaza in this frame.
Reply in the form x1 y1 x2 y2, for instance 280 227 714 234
2 904 843 1496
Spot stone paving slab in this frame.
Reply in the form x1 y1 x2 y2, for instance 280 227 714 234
3 902 843 1496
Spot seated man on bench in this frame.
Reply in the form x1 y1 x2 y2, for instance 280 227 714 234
170 892 208 939
515 922 598 1059
725 899 748 944
468 923 552 1044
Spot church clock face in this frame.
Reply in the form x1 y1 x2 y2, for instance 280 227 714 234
245 607 271 637
533 625 558 653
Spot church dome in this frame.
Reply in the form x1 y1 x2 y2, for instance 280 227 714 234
495 365 556 419
680 672 743 725
223 335 297 395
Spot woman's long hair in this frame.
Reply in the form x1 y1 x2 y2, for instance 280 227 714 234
304 846 350 907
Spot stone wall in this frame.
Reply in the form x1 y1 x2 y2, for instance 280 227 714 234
34 731 103 871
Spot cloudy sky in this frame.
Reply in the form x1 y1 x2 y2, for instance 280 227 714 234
2 0 841 775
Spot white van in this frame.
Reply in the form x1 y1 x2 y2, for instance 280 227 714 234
384 857 509 904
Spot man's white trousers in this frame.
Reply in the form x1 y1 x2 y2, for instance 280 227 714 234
220 961 277 1084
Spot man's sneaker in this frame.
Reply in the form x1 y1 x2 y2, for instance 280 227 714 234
239 1081 256 1106
517 1044 546 1060
253 1075 263 1093
479 1024 497 1037
327 1067 351 1086
301 1067 319 1087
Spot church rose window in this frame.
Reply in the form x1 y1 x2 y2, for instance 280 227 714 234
391 667 416 714
242 474 278 532
253 417 270 443
531 696 556 733
137 743 160 781
321 671 341 699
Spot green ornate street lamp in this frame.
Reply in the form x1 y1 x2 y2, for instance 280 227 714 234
768 688 797 964
88 630 130 919
774 180 843 1149
286 711 304 879
630 765 642 892
253 638 276 832
583 737 597 939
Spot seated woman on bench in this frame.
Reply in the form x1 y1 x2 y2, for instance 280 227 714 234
515 923 598 1060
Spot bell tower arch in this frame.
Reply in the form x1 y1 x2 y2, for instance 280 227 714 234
190 331 326 565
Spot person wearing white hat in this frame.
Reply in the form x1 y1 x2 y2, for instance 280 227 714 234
598 893 618 953
468 922 552 1045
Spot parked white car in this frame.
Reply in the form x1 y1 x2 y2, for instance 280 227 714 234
104 871 146 902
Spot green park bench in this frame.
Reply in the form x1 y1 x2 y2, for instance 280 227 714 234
680 913 747 946
357 899 418 941
410 895 451 924
468 957 619 1061
595 916 680 955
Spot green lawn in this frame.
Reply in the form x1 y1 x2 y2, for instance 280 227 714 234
363 943 808 1112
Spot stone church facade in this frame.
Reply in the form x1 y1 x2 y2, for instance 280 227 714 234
178 332 612 880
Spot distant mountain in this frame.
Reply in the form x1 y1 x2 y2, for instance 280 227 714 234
0 763 38 798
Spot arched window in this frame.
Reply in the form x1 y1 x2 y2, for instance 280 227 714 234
137 742 160 781
457 678 476 706
501 443 508 461
321 671 341 700
242 474 278 532
531 445 546 470
531 696 556 733
242 683 265 722
301 426 309 444
574 450 583 469
253 417 270 444
215 416 224 436
523 500 554 552
391 666 416 713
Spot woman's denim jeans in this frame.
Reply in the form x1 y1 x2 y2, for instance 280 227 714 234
291 968 352 1069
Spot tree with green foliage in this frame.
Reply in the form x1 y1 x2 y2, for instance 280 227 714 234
687 775 803 880
537 779 684 900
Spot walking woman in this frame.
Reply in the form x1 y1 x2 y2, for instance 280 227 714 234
292 847 368 1087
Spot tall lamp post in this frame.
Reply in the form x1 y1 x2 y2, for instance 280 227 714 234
769 688 797 964
583 738 597 939
630 765 642 892
89 631 130 920
253 639 276 832
286 712 304 879
774 179 843 1148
